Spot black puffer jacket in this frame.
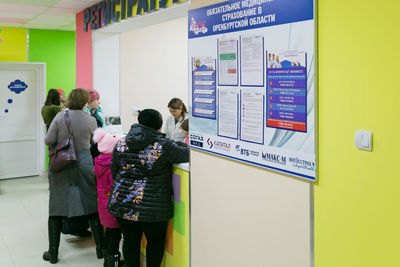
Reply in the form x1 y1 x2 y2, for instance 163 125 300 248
108 124 189 222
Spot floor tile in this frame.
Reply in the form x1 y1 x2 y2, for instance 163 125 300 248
0 176 102 267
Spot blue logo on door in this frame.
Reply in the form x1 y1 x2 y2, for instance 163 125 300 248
5 79 28 113
8 79 28 94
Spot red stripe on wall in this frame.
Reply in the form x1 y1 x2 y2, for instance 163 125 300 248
76 11 92 89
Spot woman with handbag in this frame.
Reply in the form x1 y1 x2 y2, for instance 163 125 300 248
42 88 91 238
44 88 104 264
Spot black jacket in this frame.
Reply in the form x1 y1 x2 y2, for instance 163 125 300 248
108 124 189 222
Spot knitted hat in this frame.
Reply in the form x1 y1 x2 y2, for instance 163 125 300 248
55 88 64 95
138 109 163 130
92 128 118 155
86 88 100 103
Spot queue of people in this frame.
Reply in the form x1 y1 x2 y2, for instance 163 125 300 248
41 89 190 267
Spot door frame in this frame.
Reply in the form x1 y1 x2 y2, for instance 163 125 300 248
0 62 46 178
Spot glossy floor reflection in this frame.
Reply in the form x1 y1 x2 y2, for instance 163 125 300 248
0 175 103 267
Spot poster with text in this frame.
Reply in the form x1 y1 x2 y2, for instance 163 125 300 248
188 0 316 181
192 57 217 119
267 50 307 132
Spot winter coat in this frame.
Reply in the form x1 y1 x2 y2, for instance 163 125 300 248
41 104 62 129
94 154 119 229
48 150 98 217
108 123 189 222
45 110 98 217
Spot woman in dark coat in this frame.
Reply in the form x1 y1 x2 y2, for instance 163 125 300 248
41 89 62 131
43 88 104 263
108 109 189 267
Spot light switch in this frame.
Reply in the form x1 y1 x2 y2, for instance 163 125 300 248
355 130 372 151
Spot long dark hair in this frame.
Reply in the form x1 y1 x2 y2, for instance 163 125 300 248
45 89 60 106
168 98 188 120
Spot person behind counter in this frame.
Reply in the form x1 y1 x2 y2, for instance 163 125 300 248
165 98 188 142
108 109 189 267
180 118 189 145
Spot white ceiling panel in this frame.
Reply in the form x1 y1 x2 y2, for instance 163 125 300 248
59 25 76 31
0 11 37 19
0 0 60 6
24 24 62 30
81 0 101 3
45 7 80 15
0 22 23 27
0 0 100 31
30 17 75 25
0 0 61 7
35 14 75 21
55 0 93 10
0 3 48 13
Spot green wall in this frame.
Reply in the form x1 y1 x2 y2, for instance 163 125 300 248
28 29 76 96
28 29 76 168
316 1 400 266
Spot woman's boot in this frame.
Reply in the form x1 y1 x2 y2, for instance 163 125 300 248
88 216 104 259
102 249 108 267
43 218 62 263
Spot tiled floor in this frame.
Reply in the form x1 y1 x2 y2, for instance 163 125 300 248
0 175 103 267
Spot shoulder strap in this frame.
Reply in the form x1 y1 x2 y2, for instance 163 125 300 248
64 110 73 137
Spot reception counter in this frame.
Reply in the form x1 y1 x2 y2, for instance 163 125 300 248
140 163 190 267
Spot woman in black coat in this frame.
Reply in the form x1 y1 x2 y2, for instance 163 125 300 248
108 109 189 267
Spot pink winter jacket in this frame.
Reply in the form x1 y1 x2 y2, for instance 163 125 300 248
94 154 119 229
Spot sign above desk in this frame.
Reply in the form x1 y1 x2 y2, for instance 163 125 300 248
83 0 187 32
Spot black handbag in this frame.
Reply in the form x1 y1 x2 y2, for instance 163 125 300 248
49 110 77 172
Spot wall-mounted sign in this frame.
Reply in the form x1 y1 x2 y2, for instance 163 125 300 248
83 0 187 32
188 0 316 181
8 79 28 94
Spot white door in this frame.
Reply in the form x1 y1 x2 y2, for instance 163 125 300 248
0 63 46 179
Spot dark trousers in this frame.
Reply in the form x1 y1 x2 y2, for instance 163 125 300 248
117 218 167 267
104 227 122 254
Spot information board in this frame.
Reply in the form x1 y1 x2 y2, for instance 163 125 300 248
188 0 316 181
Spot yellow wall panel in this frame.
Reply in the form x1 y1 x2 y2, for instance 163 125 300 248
316 1 400 267
0 28 27 62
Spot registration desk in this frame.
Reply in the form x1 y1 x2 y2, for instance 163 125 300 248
140 163 190 267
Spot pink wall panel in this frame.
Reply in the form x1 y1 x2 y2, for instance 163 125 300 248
76 11 92 89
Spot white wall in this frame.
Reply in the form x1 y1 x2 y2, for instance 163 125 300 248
119 17 188 131
93 31 120 117
190 150 312 267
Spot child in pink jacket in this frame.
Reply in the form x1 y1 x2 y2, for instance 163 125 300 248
93 128 122 267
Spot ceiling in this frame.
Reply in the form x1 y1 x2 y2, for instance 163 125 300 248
0 0 101 31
